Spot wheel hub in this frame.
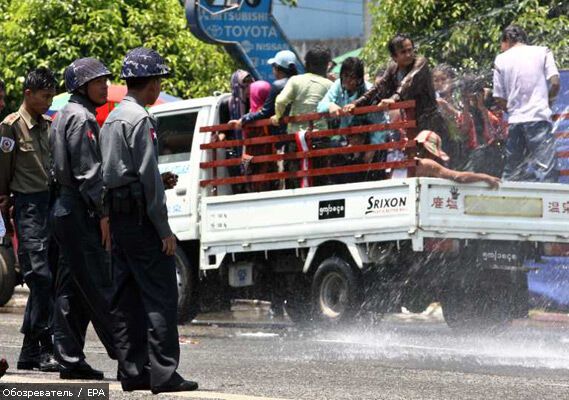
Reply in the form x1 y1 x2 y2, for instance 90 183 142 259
319 272 348 318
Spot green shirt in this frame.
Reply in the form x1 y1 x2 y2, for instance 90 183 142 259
274 73 332 133
0 106 51 195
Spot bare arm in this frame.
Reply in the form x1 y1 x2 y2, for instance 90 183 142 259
417 158 500 188
494 97 507 112
549 75 560 106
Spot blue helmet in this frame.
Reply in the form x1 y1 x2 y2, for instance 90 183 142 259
119 47 170 79
64 57 111 93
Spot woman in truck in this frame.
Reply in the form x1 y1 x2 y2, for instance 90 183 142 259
240 80 273 192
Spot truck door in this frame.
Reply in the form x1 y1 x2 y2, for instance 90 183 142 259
156 107 210 240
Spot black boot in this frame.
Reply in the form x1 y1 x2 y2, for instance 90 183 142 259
38 352 59 372
38 334 59 372
60 361 104 380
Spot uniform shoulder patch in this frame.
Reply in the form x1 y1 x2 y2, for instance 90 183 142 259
42 114 53 123
0 136 15 153
1 112 20 126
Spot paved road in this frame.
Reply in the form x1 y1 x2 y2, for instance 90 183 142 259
1 292 569 400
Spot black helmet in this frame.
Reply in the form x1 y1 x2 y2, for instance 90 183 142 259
119 47 170 79
64 57 111 93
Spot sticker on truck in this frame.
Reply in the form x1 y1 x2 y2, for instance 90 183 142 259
318 199 345 220
365 195 408 216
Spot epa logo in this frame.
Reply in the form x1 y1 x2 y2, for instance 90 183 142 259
87 388 107 397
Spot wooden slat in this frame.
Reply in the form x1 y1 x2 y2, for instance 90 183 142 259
199 100 416 132
555 131 569 139
200 140 415 168
553 113 569 121
200 160 418 187
200 133 294 150
557 151 569 158
559 170 569 176
200 120 416 150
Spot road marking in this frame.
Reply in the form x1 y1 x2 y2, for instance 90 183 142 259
2 374 292 400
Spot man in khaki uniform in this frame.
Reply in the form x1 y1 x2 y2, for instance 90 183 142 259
0 68 58 372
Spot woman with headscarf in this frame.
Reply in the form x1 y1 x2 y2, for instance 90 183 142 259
229 70 254 149
241 80 273 192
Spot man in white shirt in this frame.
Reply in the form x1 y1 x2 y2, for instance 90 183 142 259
493 25 560 182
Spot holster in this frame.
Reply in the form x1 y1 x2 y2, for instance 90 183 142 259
108 182 145 225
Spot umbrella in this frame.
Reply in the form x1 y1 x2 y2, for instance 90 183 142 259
48 84 181 126
330 48 363 75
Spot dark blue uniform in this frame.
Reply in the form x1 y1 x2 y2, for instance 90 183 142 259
100 95 182 390
50 93 117 378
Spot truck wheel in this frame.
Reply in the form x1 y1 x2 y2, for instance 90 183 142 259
175 247 199 324
442 270 525 330
283 276 312 324
311 257 362 325
0 245 16 306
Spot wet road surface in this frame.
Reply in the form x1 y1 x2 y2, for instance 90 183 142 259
1 289 568 400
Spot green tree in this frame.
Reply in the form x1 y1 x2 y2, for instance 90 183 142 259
364 0 568 74
0 0 237 111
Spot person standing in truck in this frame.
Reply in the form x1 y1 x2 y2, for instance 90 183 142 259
493 25 560 182
50 57 118 380
100 47 196 394
228 50 300 192
271 46 333 188
0 68 59 373
344 33 450 153
229 49 299 134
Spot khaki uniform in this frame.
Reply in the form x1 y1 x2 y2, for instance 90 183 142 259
0 106 55 365
0 106 51 196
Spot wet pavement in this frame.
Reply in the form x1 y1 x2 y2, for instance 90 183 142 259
1 287 569 399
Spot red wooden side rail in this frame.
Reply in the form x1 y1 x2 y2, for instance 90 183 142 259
199 101 418 189
199 100 417 133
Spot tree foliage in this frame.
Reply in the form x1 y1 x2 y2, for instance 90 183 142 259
364 0 568 75
0 0 237 111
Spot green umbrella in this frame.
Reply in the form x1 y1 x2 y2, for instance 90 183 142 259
331 48 363 75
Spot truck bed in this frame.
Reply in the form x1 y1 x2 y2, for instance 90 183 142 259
200 178 569 258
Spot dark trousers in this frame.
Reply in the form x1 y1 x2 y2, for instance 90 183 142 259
13 191 54 355
51 193 117 368
109 211 182 389
502 121 558 182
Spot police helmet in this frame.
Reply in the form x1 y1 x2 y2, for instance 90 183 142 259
64 57 111 93
119 47 170 79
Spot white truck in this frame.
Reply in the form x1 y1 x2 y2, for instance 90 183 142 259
150 95 569 328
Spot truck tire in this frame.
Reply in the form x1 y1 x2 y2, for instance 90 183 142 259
0 245 16 306
311 256 362 325
283 275 312 324
442 269 526 330
175 247 199 324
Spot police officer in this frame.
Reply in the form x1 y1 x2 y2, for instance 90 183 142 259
99 47 197 394
50 58 118 380
0 68 58 372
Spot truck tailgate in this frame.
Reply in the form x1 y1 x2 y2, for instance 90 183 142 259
418 179 569 245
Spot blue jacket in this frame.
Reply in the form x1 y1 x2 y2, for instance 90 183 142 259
318 80 390 144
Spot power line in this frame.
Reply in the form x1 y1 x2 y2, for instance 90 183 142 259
274 4 363 16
